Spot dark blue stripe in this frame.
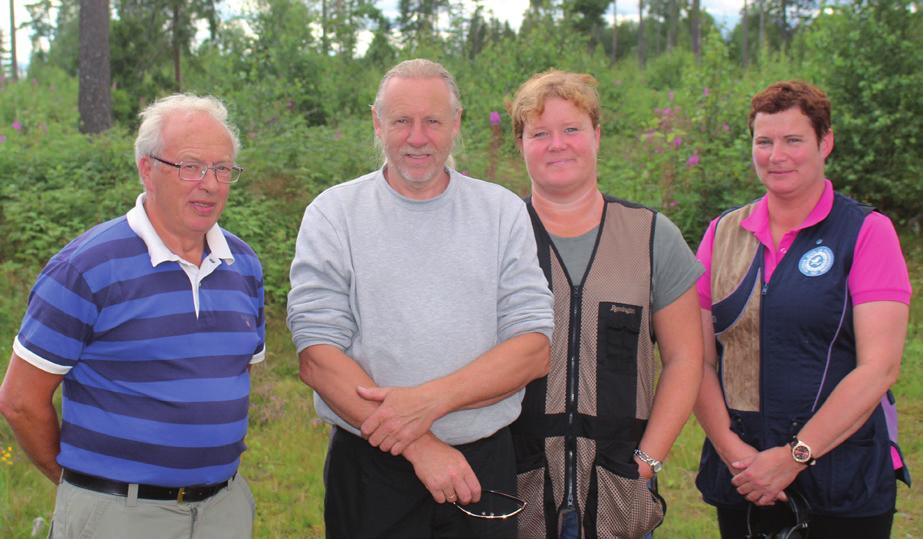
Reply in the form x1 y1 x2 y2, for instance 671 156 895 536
94 311 260 342
61 422 245 469
40 260 95 303
201 271 260 296
63 381 249 424
84 355 252 382
95 270 191 309
25 295 94 344
78 237 149 271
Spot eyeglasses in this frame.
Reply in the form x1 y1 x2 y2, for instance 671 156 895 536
453 489 527 520
150 155 243 184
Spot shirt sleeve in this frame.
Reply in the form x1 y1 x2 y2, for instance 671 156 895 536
651 212 705 312
849 212 912 305
286 201 358 354
14 257 98 375
694 217 721 311
495 200 555 343
250 264 267 365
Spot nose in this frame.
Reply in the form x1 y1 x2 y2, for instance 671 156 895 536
407 121 427 147
768 143 786 163
197 168 220 192
549 131 566 150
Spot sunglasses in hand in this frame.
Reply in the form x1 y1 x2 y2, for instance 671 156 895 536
452 489 527 520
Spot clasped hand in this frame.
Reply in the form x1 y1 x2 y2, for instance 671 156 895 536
730 445 802 506
357 385 442 456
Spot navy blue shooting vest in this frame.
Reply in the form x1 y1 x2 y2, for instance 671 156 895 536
695 193 901 517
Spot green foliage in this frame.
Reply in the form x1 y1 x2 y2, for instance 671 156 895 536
800 0 923 225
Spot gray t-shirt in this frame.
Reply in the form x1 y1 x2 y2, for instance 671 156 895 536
550 212 702 312
287 168 555 445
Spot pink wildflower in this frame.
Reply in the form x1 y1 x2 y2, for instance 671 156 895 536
672 136 683 149
722 122 731 132
687 152 700 167
12 120 22 130
489 111 501 127
0 134 6 143
668 91 675 102
703 87 710 97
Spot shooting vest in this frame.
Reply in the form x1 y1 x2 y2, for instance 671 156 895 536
695 192 902 516
511 196 665 539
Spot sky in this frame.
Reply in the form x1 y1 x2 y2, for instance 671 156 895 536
1 0 745 75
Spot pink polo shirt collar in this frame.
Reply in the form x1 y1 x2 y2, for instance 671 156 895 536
741 179 834 282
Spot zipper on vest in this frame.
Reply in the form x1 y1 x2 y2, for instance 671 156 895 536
564 285 583 510
758 269 769 447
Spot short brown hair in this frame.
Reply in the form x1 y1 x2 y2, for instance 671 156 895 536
507 70 600 140
749 80 831 143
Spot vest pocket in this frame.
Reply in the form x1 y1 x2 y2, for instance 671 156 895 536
598 302 642 375
516 467 547 539
592 453 665 538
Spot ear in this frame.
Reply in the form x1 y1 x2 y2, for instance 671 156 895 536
451 108 463 138
138 155 155 192
372 107 382 139
820 129 834 160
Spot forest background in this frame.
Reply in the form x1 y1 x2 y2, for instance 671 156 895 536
0 0 921 537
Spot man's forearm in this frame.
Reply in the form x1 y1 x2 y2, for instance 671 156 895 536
425 332 550 416
4 407 61 482
299 344 382 428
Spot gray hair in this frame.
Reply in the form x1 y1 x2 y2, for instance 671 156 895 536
372 59 463 169
134 94 241 167
373 59 463 117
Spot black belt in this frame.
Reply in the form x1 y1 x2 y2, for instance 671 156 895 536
62 469 230 502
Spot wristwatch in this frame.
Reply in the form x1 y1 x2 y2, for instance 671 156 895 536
634 449 663 475
789 437 817 466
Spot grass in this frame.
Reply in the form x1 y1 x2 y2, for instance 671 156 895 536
1 251 921 538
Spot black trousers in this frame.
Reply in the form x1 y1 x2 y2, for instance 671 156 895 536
716 504 894 539
324 427 517 539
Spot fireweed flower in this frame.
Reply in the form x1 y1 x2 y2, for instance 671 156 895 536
672 136 683 149
489 111 501 127
12 120 22 130
687 152 700 167
703 87 710 97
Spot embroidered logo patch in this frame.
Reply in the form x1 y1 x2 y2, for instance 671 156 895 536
799 246 834 277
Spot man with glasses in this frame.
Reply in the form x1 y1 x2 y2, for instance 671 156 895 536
0 94 264 539
288 58 554 538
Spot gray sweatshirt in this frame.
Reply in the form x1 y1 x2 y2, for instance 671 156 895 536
287 168 554 444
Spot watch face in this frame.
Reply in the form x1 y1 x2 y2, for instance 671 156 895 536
651 461 663 473
792 442 812 463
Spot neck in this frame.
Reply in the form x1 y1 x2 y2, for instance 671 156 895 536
531 183 604 237
144 203 207 266
384 165 450 201
765 179 826 245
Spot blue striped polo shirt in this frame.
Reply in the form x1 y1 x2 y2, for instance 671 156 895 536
14 196 265 486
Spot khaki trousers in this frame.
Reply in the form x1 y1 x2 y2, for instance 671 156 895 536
49 474 255 539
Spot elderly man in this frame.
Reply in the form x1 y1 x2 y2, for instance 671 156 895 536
0 94 264 539
287 58 554 538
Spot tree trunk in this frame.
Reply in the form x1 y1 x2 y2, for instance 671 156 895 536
610 0 618 64
78 0 112 134
667 0 677 51
759 0 766 53
638 0 645 67
742 0 749 67
691 0 700 63
9 0 17 80
172 1 181 90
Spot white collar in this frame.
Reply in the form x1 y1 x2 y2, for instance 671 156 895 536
126 193 234 267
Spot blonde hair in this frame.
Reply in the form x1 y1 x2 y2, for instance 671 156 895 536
507 70 600 140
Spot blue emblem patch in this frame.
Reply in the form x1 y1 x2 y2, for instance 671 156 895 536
799 246 834 277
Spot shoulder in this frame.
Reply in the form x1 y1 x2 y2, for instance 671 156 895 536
602 193 657 215
50 216 142 273
455 172 525 205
